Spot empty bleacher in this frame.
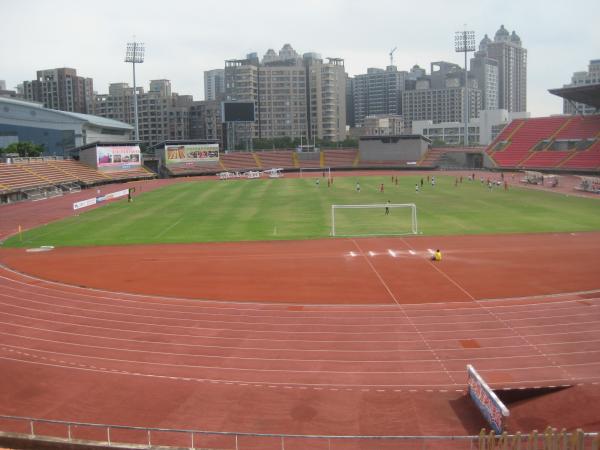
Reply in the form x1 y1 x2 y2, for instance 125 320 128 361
322 149 358 168
0 163 49 192
103 166 156 181
220 152 260 171
52 160 111 184
255 150 295 169
165 161 223 176
20 161 79 185
488 115 600 171
521 151 572 168
418 148 447 167
490 117 570 167
560 139 600 170
554 116 600 140
1 159 156 203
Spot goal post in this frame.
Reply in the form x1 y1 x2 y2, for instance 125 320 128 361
300 167 331 178
331 203 418 237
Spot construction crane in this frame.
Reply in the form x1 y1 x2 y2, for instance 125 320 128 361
389 47 397 67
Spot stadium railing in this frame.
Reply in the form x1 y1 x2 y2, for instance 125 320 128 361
0 415 597 450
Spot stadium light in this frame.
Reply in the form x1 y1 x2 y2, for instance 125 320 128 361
455 30 475 148
125 41 145 141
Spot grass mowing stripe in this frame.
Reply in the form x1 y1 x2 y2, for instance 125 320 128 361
3 175 600 248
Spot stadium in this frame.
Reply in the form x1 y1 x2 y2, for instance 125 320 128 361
0 88 600 449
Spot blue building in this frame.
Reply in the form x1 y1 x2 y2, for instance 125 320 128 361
0 97 132 156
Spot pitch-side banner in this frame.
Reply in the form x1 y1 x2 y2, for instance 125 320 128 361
165 144 219 165
72 189 130 210
467 365 509 434
97 146 141 168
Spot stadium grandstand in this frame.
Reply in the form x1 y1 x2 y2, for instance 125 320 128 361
486 114 600 171
0 154 156 204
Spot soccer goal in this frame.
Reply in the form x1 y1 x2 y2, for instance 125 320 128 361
331 203 418 237
300 167 331 178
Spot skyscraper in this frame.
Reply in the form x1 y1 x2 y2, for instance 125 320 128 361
93 80 192 145
477 26 527 112
470 41 499 111
224 44 347 144
21 68 94 114
204 69 225 101
352 66 408 127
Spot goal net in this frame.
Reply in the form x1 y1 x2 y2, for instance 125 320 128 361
300 167 331 177
331 203 418 237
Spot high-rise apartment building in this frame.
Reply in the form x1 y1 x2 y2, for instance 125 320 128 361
402 75 482 140
224 44 347 144
189 100 223 144
562 59 600 115
352 66 408 127
21 68 94 114
470 50 499 110
477 26 527 112
93 80 192 145
204 69 225 101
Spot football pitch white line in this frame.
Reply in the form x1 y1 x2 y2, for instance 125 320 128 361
351 239 399 305
153 217 184 238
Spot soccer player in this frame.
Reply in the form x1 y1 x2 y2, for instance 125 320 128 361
415 183 419 193
385 200 391 215
431 249 442 261
380 183 384 193
356 182 361 193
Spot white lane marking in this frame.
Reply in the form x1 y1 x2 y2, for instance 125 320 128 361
368 251 376 257
351 240 399 305
388 249 397 258
409 250 416 255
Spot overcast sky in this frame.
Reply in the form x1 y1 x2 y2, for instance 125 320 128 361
2 0 599 117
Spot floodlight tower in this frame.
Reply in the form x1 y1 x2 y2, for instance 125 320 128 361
454 30 475 147
125 41 145 141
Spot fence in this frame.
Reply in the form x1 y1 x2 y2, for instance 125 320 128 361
0 415 597 450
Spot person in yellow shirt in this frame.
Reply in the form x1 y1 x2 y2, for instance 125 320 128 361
431 249 442 261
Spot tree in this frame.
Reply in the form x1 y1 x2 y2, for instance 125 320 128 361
2 142 45 157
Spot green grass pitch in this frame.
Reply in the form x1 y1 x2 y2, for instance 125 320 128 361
4 175 600 248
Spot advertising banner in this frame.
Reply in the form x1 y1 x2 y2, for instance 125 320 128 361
97 146 141 168
73 198 97 210
165 144 219 165
72 189 131 210
467 365 509 434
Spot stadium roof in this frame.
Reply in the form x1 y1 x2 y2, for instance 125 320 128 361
58 111 134 131
548 83 600 109
0 96 133 130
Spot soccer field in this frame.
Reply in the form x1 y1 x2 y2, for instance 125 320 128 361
4 175 600 248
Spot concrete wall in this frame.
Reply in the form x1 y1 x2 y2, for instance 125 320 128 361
79 146 98 168
359 136 428 161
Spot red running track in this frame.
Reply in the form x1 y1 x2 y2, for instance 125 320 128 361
0 175 600 440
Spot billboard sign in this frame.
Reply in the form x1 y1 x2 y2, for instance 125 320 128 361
97 145 141 168
165 143 219 165
467 365 509 434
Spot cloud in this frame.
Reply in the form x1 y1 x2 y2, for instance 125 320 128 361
1 0 598 117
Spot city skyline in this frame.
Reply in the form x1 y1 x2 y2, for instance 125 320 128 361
2 0 599 118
